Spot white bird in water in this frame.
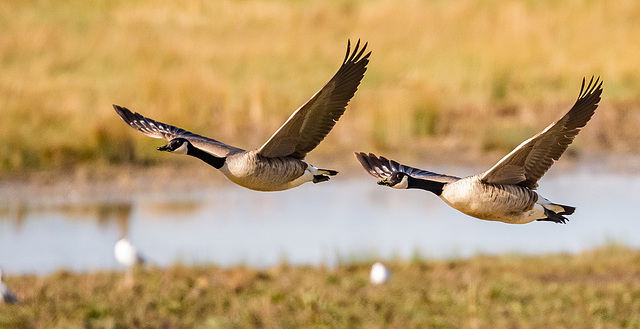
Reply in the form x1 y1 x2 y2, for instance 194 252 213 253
370 262 391 285
114 237 145 268
0 269 19 304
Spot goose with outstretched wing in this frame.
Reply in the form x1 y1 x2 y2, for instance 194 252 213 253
115 40 370 191
356 77 603 224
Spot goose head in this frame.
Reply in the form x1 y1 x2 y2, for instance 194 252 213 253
378 172 409 189
157 138 190 154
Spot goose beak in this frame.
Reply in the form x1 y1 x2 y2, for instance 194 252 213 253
157 144 170 151
377 179 391 186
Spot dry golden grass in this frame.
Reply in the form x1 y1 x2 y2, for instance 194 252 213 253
2 0 640 170
1 246 640 328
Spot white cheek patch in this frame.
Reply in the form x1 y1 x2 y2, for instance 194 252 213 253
173 143 188 154
392 175 409 189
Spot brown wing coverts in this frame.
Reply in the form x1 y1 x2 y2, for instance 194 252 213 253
481 76 603 189
355 152 460 183
257 40 371 159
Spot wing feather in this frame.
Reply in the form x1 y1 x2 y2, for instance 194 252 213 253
481 76 603 189
257 40 371 158
113 105 244 157
355 152 460 183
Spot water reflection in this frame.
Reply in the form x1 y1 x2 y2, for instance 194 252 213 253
1 202 132 235
1 168 639 275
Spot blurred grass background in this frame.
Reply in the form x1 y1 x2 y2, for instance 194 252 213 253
1 0 640 171
1 246 639 328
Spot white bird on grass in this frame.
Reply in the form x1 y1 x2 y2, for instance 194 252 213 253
114 237 146 268
0 269 19 304
370 262 391 285
114 237 146 288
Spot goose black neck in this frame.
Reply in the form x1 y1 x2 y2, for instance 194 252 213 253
407 176 445 196
186 145 226 169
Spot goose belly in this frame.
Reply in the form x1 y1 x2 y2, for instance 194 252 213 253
220 153 308 191
440 177 541 224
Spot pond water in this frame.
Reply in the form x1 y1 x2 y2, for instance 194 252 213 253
1 165 639 275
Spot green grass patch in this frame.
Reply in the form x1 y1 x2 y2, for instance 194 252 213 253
1 246 640 328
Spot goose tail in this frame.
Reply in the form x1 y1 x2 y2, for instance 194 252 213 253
316 168 338 176
310 167 338 184
556 204 575 216
537 199 575 224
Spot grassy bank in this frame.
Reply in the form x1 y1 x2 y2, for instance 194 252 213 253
2 0 640 171
1 246 640 328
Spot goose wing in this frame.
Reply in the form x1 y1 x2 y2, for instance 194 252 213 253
113 105 244 157
257 40 371 159
355 152 460 183
481 76 603 189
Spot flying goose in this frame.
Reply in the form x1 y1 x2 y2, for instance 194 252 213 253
0 269 18 304
114 40 370 191
356 77 603 224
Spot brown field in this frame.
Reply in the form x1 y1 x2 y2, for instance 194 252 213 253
2 2 640 328
1 0 640 171
1 246 639 328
